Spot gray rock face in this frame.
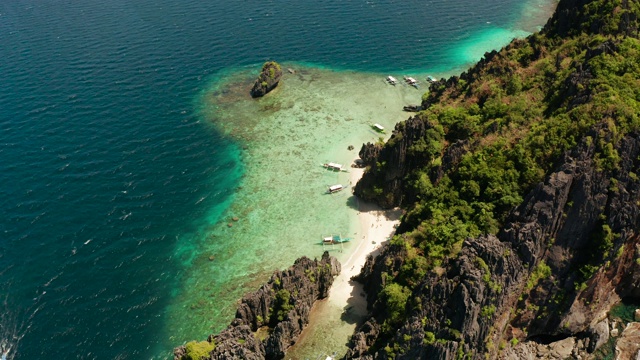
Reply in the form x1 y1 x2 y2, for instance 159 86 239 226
174 252 340 360
616 322 640 360
207 323 265 360
588 319 609 353
502 337 575 359
345 128 640 359
354 115 442 209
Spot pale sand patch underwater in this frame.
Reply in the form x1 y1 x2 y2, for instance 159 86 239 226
165 65 422 344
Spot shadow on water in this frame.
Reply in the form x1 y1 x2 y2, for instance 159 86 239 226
339 278 369 326
345 195 359 212
338 233 394 325
346 194 404 223
588 298 640 360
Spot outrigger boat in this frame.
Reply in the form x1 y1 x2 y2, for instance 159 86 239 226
371 123 385 133
327 184 346 194
386 75 398 85
426 75 437 83
404 76 419 88
322 162 347 172
321 234 351 244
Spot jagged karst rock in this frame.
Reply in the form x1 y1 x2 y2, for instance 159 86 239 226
431 139 469 186
357 142 383 168
250 61 283 98
502 336 588 359
549 337 576 359
173 346 187 360
612 326 620 337
615 322 640 360
344 319 381 359
343 0 640 357
207 323 265 360
347 127 640 359
174 252 340 360
588 319 609 353
546 0 640 37
354 115 433 208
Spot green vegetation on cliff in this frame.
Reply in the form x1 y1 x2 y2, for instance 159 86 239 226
183 340 215 360
354 0 640 349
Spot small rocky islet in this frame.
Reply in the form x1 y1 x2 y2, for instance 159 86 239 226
174 252 340 359
250 61 283 98
175 0 640 358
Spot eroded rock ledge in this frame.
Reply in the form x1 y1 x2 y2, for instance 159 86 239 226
174 251 340 360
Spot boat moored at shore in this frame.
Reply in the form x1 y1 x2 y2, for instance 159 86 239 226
371 123 385 133
322 162 346 172
321 234 351 244
403 76 419 88
327 184 345 193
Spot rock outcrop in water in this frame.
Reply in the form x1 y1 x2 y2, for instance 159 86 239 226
345 0 640 358
250 61 283 98
174 252 340 360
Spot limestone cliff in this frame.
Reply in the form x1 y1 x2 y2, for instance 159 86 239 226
346 0 640 358
174 252 340 360
347 130 640 359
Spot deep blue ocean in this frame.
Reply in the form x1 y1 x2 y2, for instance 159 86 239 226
0 0 550 358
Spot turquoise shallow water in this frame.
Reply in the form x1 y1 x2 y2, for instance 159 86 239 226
0 0 555 358
166 66 424 357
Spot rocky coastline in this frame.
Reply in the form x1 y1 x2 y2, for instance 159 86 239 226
347 130 640 359
173 0 640 358
345 0 640 357
174 252 340 360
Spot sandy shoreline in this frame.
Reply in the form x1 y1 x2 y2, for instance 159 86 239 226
326 167 402 314
286 163 402 359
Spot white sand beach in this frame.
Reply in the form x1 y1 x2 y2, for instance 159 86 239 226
286 162 402 359
326 167 402 314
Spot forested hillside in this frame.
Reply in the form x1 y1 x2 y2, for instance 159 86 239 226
348 0 640 358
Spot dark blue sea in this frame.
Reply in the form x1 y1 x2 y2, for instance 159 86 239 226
0 0 554 358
